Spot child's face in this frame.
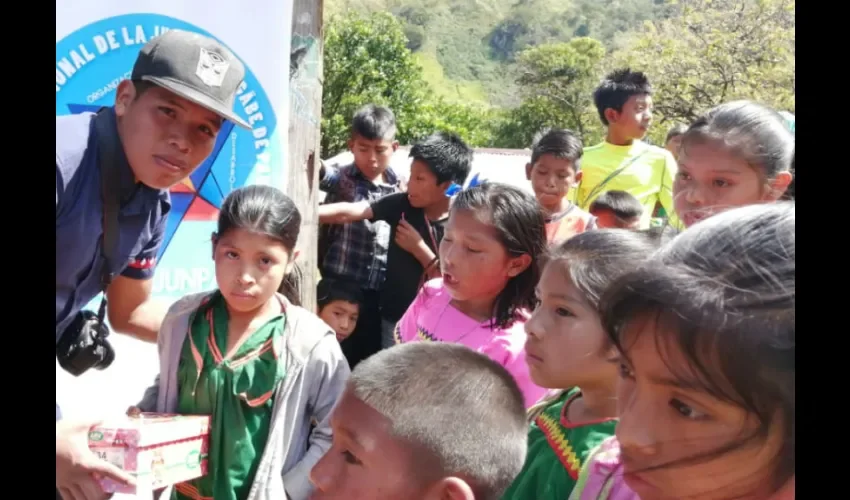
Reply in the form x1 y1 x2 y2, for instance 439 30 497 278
439 209 530 308
614 320 786 499
525 154 578 211
608 94 653 141
665 135 682 159
591 209 641 230
213 228 294 314
115 81 222 190
407 160 449 209
319 300 360 342
673 141 790 227
310 390 465 500
524 263 615 389
348 134 398 181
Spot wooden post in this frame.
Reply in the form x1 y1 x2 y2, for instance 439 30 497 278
287 0 324 310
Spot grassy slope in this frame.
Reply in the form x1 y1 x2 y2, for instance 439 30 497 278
324 0 666 106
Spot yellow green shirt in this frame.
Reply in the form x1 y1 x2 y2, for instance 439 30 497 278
575 140 681 229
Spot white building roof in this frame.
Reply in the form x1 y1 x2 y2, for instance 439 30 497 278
323 147 534 195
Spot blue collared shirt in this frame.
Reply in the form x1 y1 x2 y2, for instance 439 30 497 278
55 109 171 343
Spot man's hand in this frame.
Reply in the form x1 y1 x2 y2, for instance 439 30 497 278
57 419 135 500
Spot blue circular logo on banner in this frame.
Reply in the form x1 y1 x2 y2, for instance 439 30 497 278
56 14 284 300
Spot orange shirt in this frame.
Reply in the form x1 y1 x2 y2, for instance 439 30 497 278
545 204 597 246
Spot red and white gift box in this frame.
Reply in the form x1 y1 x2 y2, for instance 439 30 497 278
87 413 210 494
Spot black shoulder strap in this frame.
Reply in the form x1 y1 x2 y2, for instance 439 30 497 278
92 109 122 321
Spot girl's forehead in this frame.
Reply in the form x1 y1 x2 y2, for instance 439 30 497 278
219 228 289 251
447 209 499 238
538 265 588 305
621 318 694 376
679 141 752 174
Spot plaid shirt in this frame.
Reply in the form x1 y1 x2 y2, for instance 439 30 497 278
319 163 403 290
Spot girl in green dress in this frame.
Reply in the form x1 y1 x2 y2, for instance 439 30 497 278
135 186 350 500
502 229 658 500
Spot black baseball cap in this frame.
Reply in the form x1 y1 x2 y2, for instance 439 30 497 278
131 29 251 130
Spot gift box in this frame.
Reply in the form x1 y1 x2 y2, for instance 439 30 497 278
88 413 211 494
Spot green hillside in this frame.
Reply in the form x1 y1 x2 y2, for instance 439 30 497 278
324 0 672 106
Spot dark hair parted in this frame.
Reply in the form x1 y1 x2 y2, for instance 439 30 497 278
349 342 528 500
593 68 652 126
600 202 795 493
450 182 547 329
549 229 660 309
589 190 644 221
682 100 794 182
665 123 689 143
350 103 397 141
409 131 474 185
317 278 364 310
217 185 304 305
530 128 584 167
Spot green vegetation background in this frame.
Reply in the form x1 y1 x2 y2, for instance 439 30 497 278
319 0 795 157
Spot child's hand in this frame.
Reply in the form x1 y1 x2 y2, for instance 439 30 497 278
395 219 425 254
126 406 142 417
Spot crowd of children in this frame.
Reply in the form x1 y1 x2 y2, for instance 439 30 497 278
129 66 794 499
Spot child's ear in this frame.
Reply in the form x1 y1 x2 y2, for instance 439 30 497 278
767 171 793 200
285 250 301 274
525 162 533 181
438 180 452 193
425 477 475 500
392 140 400 152
574 170 583 186
604 107 619 125
113 80 135 117
507 253 533 278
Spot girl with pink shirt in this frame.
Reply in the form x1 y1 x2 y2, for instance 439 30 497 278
394 182 549 408
571 203 795 500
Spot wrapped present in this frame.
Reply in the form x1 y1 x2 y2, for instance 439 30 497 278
88 413 210 494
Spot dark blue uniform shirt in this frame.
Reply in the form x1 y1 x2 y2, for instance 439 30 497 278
55 109 170 357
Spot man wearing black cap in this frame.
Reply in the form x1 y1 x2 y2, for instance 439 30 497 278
56 30 250 500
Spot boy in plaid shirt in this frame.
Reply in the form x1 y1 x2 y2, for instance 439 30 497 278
319 104 403 367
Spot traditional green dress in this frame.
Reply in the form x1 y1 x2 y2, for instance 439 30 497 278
172 292 286 500
501 387 617 500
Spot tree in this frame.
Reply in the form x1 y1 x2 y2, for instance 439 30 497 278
607 0 795 144
321 12 426 157
495 37 607 148
322 11 500 156
410 100 502 148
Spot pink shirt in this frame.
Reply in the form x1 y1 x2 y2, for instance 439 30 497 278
394 278 548 408
571 437 795 500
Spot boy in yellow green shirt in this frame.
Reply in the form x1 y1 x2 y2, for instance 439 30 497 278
574 68 681 229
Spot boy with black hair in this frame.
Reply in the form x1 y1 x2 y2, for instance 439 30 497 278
664 123 688 160
319 104 403 367
588 190 644 229
309 342 528 500
319 131 474 349
575 68 681 228
525 128 597 245
317 279 363 343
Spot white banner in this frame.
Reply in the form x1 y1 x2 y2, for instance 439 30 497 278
56 0 294 432
57 1 293 303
